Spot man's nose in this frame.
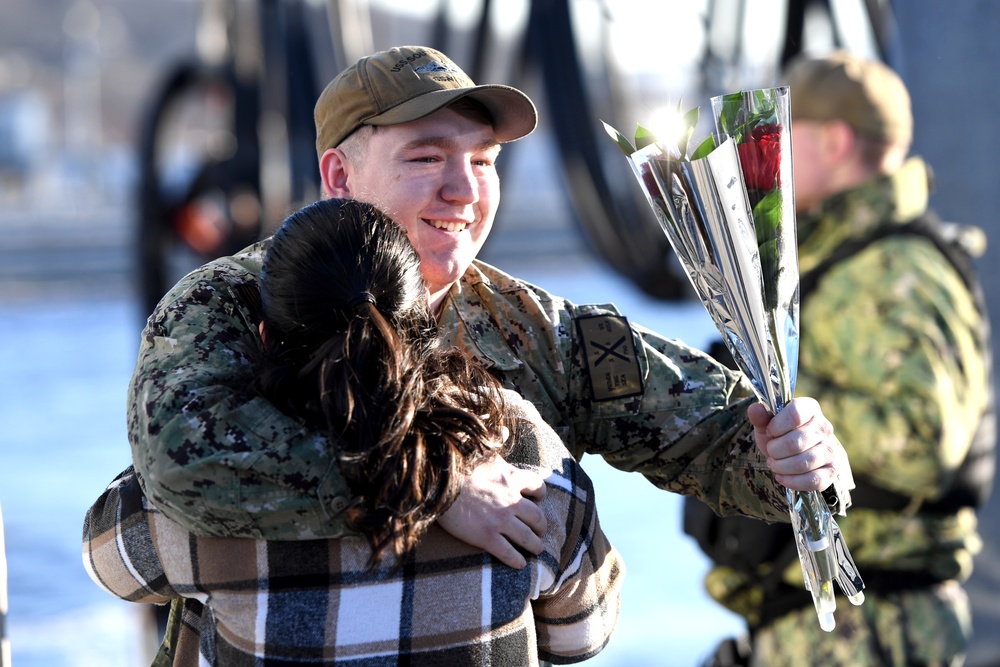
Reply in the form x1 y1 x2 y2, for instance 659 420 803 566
440 161 478 204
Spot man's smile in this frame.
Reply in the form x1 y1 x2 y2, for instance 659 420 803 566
426 219 469 232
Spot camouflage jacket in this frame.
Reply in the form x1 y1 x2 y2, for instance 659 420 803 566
128 247 793 540
705 157 992 620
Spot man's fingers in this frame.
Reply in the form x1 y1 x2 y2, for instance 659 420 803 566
751 397 816 436
508 467 547 538
774 467 835 492
483 536 528 570
435 455 548 568
514 466 547 503
747 402 774 431
766 431 838 491
753 396 843 492
438 499 533 569
510 496 546 549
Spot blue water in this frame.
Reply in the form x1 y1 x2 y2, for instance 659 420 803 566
0 260 744 667
0 293 153 666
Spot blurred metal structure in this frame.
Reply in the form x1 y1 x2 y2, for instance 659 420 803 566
134 0 899 314
136 0 322 315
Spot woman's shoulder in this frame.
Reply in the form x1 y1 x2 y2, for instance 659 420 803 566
501 389 585 482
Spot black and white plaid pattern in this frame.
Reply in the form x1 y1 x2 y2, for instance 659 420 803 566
84 399 623 665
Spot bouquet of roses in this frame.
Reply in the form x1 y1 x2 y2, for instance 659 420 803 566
605 86 864 631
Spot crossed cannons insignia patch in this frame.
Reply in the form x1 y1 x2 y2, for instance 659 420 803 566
575 314 644 401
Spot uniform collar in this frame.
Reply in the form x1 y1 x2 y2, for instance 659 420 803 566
797 157 932 272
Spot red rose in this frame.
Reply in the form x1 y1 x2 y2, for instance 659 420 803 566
641 160 666 202
737 123 782 192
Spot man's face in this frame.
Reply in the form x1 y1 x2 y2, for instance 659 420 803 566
340 107 502 302
790 120 831 214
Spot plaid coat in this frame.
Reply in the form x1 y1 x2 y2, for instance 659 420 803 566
84 395 624 665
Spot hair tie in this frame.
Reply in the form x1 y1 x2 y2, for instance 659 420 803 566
348 291 376 309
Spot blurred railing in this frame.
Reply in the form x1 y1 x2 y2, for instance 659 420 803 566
133 0 895 315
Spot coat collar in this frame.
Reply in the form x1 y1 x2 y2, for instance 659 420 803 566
797 157 932 273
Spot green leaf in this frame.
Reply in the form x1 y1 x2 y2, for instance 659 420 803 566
751 189 783 241
677 107 700 159
758 237 782 310
747 90 778 130
634 124 658 151
752 188 784 311
719 92 743 137
754 89 768 110
602 119 636 156
690 134 717 161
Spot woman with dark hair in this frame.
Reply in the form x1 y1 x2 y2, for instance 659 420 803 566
84 198 623 666
258 197 510 563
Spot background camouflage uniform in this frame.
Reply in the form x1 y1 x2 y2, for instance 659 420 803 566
702 157 990 666
128 240 799 541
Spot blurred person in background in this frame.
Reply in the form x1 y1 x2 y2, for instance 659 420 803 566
84 198 624 665
123 44 852 568
686 51 995 667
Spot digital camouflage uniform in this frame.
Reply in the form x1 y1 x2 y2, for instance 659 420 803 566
128 239 799 542
702 158 992 666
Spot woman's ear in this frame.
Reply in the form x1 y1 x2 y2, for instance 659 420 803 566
258 321 267 346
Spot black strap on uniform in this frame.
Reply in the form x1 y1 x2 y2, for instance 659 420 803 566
800 212 983 305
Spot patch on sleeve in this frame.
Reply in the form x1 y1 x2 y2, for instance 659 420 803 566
575 314 644 401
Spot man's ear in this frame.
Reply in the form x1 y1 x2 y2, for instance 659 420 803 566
823 120 857 163
319 148 351 198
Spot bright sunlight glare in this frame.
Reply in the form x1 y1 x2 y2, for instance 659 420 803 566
643 105 712 156
647 107 686 153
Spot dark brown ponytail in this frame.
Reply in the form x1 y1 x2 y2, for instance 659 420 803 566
258 199 506 562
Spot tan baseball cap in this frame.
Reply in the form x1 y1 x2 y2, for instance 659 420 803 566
314 45 537 157
785 50 912 145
